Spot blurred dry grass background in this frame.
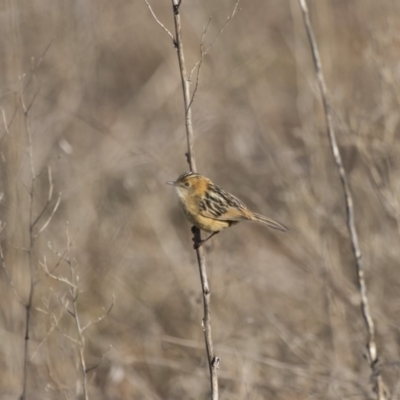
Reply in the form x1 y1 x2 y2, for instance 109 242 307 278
1 1 400 399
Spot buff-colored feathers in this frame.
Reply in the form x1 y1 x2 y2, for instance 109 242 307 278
167 172 287 248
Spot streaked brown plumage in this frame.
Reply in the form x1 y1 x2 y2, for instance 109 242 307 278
167 171 287 248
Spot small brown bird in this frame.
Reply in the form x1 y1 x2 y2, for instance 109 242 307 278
167 171 287 249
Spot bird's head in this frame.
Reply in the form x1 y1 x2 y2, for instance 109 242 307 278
166 171 209 199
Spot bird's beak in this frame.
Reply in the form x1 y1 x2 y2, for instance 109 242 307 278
166 181 178 186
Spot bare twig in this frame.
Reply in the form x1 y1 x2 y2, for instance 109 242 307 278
171 1 218 398
4 43 54 400
50 289 74 318
33 38 53 71
31 167 54 229
0 215 5 233
22 38 53 96
33 193 61 239
171 0 197 171
1 108 11 138
297 1 388 399
47 242 68 274
1 41 51 158
43 227 88 398
0 244 25 305
1 104 18 153
20 75 36 400
145 2 240 397
192 228 220 400
44 225 113 400
186 19 210 112
41 257 77 289
85 345 112 373
25 87 41 116
188 0 240 82
0 108 11 161
30 308 63 362
82 295 115 332
142 0 175 44
52 318 80 346
64 224 89 400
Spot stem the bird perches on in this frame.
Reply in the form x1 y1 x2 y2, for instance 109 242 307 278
171 0 219 398
297 1 387 399
172 0 196 172
143 1 239 397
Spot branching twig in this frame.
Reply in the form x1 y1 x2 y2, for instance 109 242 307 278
64 224 89 400
25 88 41 116
0 244 25 306
30 308 63 362
171 0 197 172
2 43 55 400
171 1 220 398
33 193 61 240
143 0 175 44
47 242 68 274
41 257 77 289
186 0 241 112
144 2 240 398
297 1 388 399
82 296 115 332
20 74 37 400
188 0 240 82
44 225 113 400
52 318 80 346
42 227 89 399
85 345 112 374
19 101 61 399
0 105 18 151
1 108 11 138
31 167 54 229
186 19 210 112
22 39 53 97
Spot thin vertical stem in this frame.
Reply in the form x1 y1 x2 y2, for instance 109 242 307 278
172 0 196 173
171 1 219 398
66 226 89 400
20 85 36 400
193 228 219 399
297 1 387 398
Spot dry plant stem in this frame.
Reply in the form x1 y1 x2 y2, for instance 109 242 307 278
297 1 387 399
65 226 89 400
143 0 174 42
171 1 218 398
193 227 220 398
188 0 240 82
0 244 25 305
42 226 113 399
19 75 60 400
20 83 36 400
142 0 238 396
172 0 196 172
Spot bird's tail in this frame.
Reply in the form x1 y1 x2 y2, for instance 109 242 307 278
252 213 288 232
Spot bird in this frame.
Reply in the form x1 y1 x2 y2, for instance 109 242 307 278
167 171 287 249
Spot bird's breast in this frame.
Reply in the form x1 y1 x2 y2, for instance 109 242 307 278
175 189 230 232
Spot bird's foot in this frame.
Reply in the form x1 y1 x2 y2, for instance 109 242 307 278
193 239 204 250
191 226 203 249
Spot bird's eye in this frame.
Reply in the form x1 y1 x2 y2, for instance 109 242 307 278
184 182 190 187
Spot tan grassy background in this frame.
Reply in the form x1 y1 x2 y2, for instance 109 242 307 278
1 1 400 399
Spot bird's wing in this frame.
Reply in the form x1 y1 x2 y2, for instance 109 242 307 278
198 185 251 222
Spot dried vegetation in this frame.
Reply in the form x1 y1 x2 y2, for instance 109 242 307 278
1 1 400 399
